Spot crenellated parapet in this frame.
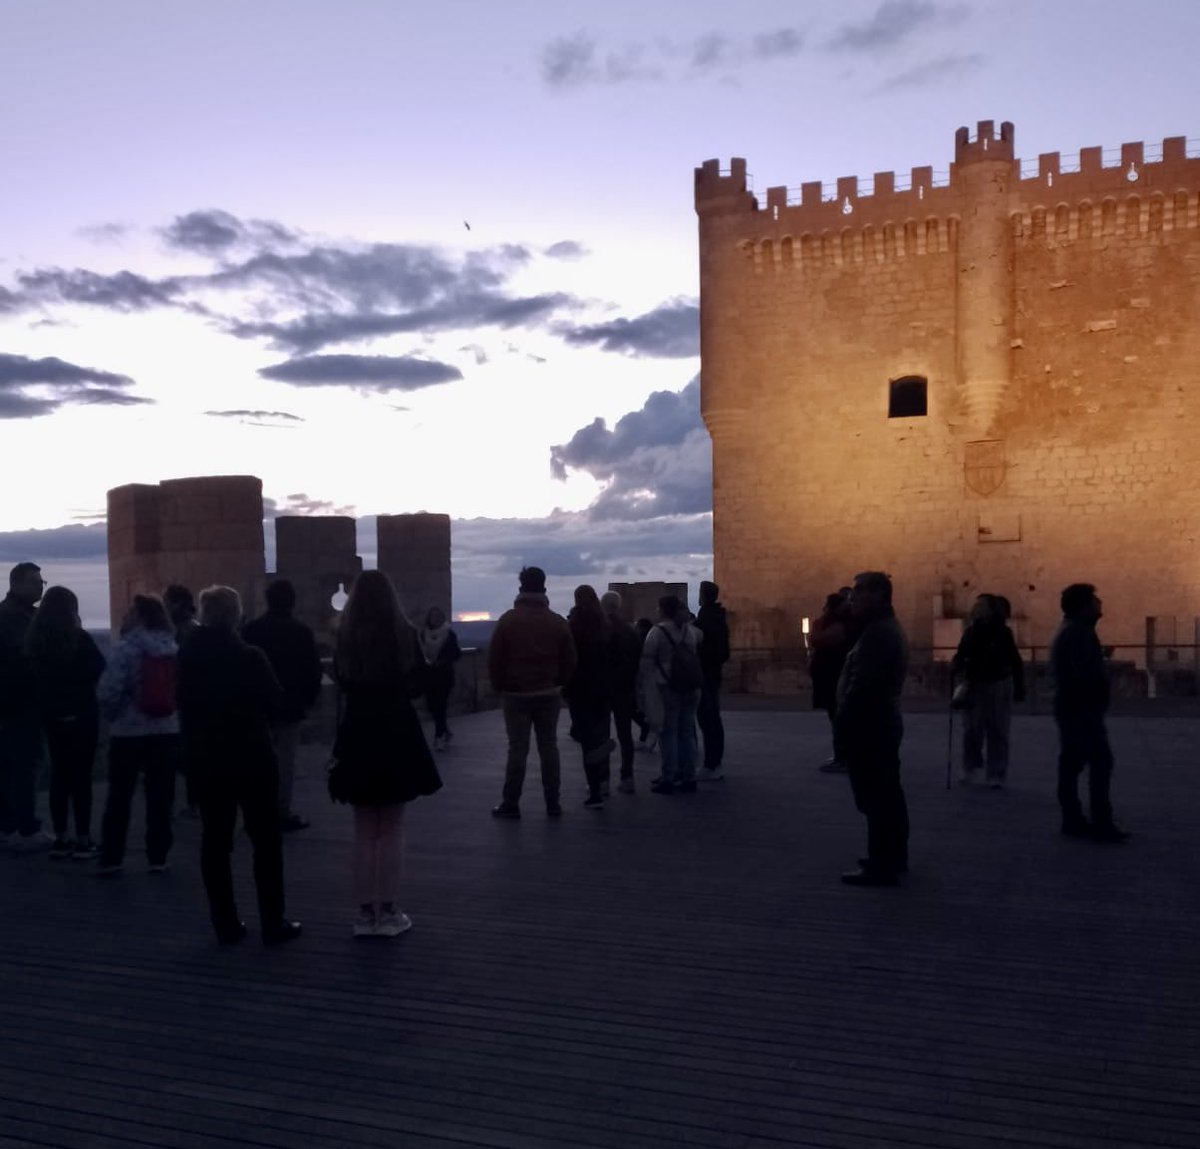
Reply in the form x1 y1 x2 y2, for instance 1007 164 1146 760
696 122 1200 266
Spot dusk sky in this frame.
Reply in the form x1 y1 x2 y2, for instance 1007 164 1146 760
3 0 1198 624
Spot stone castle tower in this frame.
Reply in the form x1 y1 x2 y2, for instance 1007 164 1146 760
695 121 1200 656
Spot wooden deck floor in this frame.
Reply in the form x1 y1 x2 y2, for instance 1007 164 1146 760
2 708 1199 1148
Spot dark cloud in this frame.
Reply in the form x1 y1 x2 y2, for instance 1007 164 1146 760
231 291 569 354
14 267 185 311
72 388 153 408
691 34 730 71
550 377 712 521
162 209 299 254
3 225 569 357
542 34 597 86
753 28 805 58
277 493 356 516
0 522 108 562
0 353 146 419
451 512 712 578
205 408 305 422
0 393 59 418
878 51 984 90
76 222 130 245
0 354 132 389
829 1 964 51
258 353 462 391
544 240 589 260
558 299 699 359
541 35 659 87
543 27 804 87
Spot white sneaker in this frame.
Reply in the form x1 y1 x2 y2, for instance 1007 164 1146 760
375 908 413 938
352 907 377 938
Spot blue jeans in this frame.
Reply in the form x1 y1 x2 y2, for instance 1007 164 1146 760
0 716 45 836
658 687 700 784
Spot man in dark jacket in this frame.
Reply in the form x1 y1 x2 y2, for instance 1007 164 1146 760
695 580 731 780
179 585 301 945
1050 583 1129 842
835 571 909 886
243 579 323 831
487 567 577 818
0 561 49 848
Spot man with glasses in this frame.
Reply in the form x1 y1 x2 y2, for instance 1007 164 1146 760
0 562 51 850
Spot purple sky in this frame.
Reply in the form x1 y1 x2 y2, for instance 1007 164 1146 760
2 0 1198 624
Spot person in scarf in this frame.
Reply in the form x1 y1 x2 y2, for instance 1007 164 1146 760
419 606 461 751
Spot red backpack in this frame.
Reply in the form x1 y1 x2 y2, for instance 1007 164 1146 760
137 653 177 718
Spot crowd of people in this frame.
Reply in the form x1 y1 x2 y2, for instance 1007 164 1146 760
485 567 730 816
0 554 1129 939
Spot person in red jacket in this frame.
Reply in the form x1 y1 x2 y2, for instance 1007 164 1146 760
487 567 576 819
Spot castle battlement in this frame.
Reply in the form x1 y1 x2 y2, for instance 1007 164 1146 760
696 122 1200 238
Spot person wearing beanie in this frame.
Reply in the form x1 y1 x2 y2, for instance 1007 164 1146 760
487 567 576 819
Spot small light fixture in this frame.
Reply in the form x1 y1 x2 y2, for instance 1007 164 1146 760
801 616 811 636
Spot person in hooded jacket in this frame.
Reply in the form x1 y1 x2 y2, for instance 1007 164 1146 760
418 606 461 751
565 585 614 809
242 578 323 831
695 581 731 781
26 586 105 859
96 594 180 876
179 585 302 945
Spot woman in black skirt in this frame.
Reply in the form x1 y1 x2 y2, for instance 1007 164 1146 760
331 571 442 939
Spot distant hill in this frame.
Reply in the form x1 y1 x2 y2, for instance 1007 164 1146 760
453 619 496 650
89 622 497 657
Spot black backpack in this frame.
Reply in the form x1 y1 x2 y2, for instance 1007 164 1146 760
659 625 703 692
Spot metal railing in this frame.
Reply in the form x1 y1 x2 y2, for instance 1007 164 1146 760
725 643 1200 715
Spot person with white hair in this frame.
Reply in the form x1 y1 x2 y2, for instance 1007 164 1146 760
178 585 301 945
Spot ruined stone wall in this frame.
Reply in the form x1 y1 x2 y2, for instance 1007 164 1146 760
107 476 265 631
696 123 1200 653
273 515 361 656
377 513 452 625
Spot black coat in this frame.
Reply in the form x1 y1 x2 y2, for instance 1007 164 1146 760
31 631 105 721
242 609 323 723
332 657 442 806
178 628 282 776
695 602 731 677
0 594 36 719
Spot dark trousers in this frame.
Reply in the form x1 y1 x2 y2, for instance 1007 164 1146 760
426 677 453 739
501 693 561 807
697 673 725 770
101 735 177 866
0 715 44 836
846 737 909 874
570 700 612 798
612 692 636 779
45 714 98 840
198 767 286 933
1055 714 1114 828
